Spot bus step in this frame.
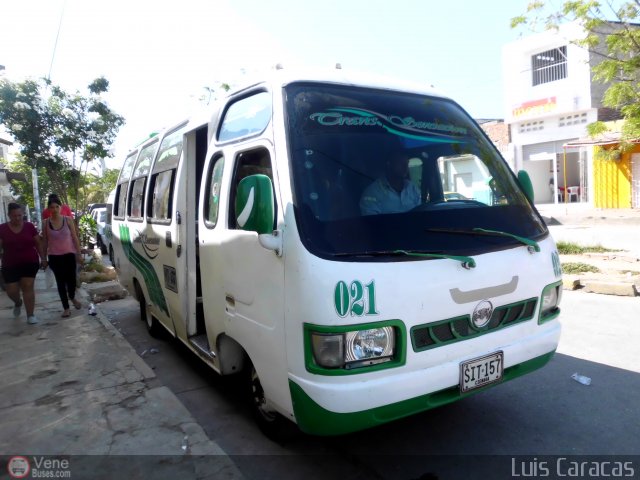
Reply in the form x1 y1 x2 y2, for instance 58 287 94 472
189 334 215 359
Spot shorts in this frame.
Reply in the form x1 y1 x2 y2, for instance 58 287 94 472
1 262 40 284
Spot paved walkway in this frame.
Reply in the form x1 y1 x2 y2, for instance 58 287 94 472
0 272 243 479
536 203 640 296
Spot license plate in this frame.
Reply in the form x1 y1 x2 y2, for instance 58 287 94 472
460 351 504 393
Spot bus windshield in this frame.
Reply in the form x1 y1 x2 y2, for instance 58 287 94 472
285 83 547 260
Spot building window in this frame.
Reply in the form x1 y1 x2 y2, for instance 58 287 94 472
532 46 567 86
559 113 587 127
518 121 545 133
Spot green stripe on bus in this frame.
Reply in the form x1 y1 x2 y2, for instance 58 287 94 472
119 225 169 315
290 351 555 436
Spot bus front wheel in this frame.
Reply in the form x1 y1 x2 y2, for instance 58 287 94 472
247 361 298 442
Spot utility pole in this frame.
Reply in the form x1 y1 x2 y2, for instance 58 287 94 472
32 169 41 227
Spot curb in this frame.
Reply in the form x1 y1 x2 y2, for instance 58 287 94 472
562 275 639 297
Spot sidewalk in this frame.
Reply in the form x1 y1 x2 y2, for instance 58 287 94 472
536 202 640 226
536 202 640 296
0 271 243 478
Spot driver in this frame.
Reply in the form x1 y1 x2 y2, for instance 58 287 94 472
359 152 421 215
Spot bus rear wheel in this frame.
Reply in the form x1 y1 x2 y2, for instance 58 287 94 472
135 283 161 338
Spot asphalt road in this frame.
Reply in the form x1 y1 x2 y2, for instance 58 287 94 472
98 288 640 480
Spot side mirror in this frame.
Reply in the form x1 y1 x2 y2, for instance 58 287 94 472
235 174 274 235
517 170 534 203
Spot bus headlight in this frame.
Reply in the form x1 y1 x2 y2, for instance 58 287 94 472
345 327 395 366
311 327 395 369
539 281 562 324
310 333 344 368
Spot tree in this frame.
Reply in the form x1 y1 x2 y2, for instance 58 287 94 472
82 168 120 206
512 1 640 154
0 76 124 211
47 77 124 210
199 82 232 105
0 79 58 172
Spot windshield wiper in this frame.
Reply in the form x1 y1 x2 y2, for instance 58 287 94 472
333 249 476 269
425 227 540 252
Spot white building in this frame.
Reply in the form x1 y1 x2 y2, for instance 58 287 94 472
503 22 622 205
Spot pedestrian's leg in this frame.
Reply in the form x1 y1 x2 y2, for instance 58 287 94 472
5 282 22 316
65 253 80 308
20 277 36 317
48 255 70 312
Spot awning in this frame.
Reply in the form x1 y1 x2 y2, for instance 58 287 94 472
563 132 640 148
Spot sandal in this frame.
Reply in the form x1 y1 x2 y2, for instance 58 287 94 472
62 310 71 318
72 299 82 310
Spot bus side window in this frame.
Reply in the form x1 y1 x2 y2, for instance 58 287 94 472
148 169 175 221
128 177 146 220
228 147 274 230
203 155 225 228
114 182 128 219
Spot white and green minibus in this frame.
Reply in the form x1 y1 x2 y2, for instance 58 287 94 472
111 69 562 439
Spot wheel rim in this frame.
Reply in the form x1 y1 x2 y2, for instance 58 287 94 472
251 366 276 422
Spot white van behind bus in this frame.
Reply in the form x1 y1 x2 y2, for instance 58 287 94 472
111 69 562 438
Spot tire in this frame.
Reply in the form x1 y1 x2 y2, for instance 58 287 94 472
108 245 114 265
135 283 161 338
247 360 299 442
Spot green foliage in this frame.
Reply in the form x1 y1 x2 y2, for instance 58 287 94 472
0 76 124 211
512 1 640 149
199 82 233 105
0 79 57 167
556 240 617 254
77 214 97 249
562 262 600 273
81 168 119 205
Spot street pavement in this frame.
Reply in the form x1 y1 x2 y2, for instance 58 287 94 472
0 271 243 479
0 202 637 479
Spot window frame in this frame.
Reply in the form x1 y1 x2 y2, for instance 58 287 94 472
531 46 567 86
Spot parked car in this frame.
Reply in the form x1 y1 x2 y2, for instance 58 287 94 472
91 207 109 255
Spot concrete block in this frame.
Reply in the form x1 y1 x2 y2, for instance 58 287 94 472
583 281 638 297
82 280 129 303
562 275 582 290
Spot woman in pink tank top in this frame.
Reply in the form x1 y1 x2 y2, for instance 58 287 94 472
42 195 83 318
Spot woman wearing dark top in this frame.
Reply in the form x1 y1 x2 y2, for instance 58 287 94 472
0 203 47 324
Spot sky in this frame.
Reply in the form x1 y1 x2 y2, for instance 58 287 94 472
1 0 535 170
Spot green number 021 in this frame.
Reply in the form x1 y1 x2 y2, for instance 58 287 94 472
334 280 378 317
